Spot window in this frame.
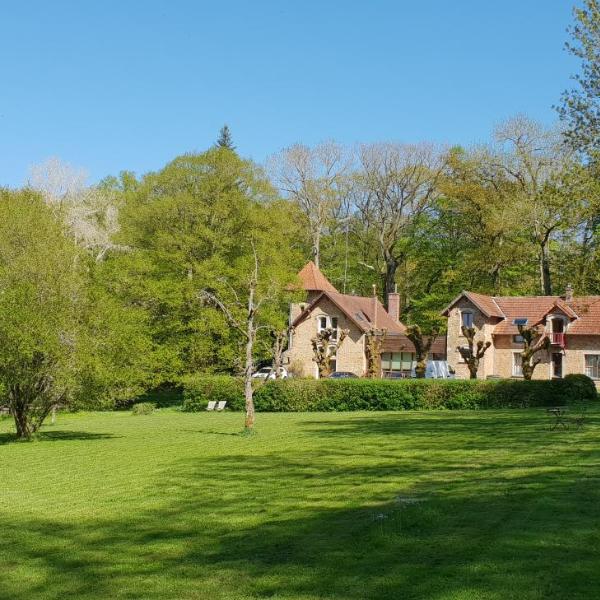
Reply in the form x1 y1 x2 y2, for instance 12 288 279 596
331 317 338 341
512 335 524 344
381 352 414 376
512 353 523 377
552 353 563 379
461 311 474 330
585 355 600 379
318 316 328 333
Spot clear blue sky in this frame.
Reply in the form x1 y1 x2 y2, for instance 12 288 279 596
0 1 579 187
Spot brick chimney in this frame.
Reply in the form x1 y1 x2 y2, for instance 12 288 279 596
565 283 574 304
387 284 401 323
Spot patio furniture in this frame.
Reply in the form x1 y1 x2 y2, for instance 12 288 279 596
206 401 217 411
570 404 588 429
216 401 227 411
546 407 569 430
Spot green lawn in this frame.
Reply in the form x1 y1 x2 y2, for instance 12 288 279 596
1 408 599 600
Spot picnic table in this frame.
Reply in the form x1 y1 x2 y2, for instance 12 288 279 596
546 406 569 430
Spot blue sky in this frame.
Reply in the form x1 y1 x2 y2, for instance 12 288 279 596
0 1 579 187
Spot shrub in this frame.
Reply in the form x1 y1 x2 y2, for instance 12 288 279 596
182 375 245 412
131 402 155 415
180 375 597 412
252 377 597 412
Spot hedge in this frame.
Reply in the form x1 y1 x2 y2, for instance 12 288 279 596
181 373 597 412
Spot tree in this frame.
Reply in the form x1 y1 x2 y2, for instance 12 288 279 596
405 324 439 379
365 328 387 378
269 141 350 268
558 0 600 156
457 326 491 379
518 324 550 380
0 190 83 438
269 326 294 378
311 328 348 378
492 116 584 295
354 142 445 304
216 124 235 150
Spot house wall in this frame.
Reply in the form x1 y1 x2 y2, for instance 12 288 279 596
493 335 551 380
446 299 496 379
287 297 366 378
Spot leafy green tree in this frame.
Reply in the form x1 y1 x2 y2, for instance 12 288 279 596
0 189 84 438
559 0 600 156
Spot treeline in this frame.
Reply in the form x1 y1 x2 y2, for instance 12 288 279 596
2 3 600 435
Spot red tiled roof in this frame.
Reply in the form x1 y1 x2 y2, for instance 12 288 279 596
296 261 338 293
382 333 447 356
446 291 600 336
292 290 406 335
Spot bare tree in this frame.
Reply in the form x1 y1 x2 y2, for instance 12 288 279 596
518 324 551 380
354 143 445 304
270 326 294 379
200 243 278 431
406 324 439 379
269 141 350 268
457 326 491 379
29 157 125 261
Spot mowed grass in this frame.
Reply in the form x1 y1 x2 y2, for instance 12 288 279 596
1 408 600 600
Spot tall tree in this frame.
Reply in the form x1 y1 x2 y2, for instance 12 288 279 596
354 142 445 305
269 141 350 268
216 124 235 150
558 0 600 156
492 116 585 295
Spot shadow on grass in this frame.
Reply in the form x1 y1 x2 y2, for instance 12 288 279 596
0 430 119 445
1 426 600 599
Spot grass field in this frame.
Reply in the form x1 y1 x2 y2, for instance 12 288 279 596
1 408 600 600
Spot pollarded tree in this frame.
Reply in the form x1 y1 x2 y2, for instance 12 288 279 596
0 189 83 438
406 324 439 379
365 328 387 378
457 326 492 379
518 324 551 380
311 328 349 378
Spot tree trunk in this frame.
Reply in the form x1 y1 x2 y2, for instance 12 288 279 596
414 359 427 379
312 229 321 269
244 287 256 431
539 241 552 295
383 257 398 310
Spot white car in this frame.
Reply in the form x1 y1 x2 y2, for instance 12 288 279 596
251 367 289 380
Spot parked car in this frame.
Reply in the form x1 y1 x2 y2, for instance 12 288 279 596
328 371 358 379
251 367 289 380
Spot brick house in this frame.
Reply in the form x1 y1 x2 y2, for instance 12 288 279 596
442 288 600 387
286 262 446 378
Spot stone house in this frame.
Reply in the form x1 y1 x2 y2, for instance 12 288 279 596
286 262 446 378
442 288 600 387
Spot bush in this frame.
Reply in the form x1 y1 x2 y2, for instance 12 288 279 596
182 375 245 412
252 377 597 412
131 402 155 415
180 375 597 412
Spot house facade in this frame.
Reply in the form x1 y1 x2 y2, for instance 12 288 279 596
442 288 600 387
286 262 446 378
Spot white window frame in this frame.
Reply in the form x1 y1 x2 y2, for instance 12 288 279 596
317 315 339 339
459 309 474 333
512 351 523 377
584 352 600 380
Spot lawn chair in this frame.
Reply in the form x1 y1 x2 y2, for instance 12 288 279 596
206 401 217 411
570 403 588 429
216 401 227 411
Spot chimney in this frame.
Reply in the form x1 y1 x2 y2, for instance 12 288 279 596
565 283 574 304
387 284 401 323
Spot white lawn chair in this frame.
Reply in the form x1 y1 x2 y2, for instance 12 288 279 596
206 401 217 411
216 401 227 411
